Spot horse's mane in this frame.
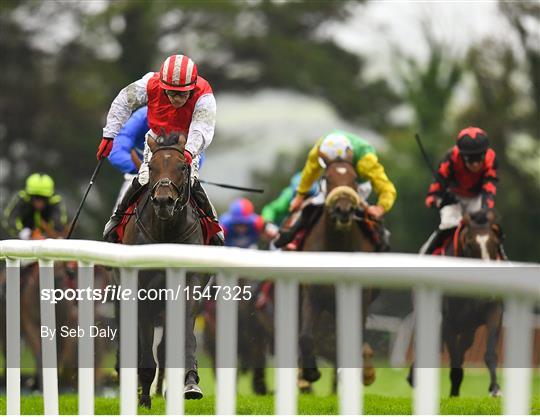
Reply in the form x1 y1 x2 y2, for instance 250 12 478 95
155 131 185 147
470 210 489 225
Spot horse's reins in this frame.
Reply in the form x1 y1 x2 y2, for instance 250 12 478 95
149 146 191 214
323 160 370 214
133 145 199 243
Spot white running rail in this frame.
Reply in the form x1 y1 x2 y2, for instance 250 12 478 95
1 239 539 415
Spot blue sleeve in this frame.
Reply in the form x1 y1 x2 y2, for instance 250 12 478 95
108 107 148 174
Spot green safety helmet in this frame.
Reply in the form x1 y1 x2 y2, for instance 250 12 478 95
25 173 55 198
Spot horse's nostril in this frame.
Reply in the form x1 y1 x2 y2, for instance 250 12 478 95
167 196 175 206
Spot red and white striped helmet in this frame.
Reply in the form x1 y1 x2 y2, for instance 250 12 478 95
158 54 198 91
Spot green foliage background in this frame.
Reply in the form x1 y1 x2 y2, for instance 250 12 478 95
0 1 538 261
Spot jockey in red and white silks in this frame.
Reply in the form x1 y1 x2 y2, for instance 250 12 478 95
98 54 223 244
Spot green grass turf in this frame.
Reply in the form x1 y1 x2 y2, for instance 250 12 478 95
1 367 538 414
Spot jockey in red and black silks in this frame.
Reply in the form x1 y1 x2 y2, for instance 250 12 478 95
420 127 501 255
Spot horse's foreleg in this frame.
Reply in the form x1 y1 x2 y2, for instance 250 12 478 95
156 334 165 396
138 317 156 409
485 304 502 397
448 329 474 397
361 289 376 386
184 297 203 399
299 287 320 383
407 362 415 387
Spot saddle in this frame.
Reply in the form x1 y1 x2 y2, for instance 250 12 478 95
115 190 220 244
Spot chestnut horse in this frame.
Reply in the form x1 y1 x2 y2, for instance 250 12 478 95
298 161 379 388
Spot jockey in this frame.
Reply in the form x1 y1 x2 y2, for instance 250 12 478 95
420 127 500 255
2 173 67 239
220 198 264 248
274 131 396 251
97 54 223 245
261 172 319 229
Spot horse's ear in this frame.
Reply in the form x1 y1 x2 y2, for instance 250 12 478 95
462 213 471 226
486 209 496 224
178 133 187 148
147 136 158 153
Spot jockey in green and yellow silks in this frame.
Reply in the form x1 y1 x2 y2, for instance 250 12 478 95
2 173 67 239
275 131 396 251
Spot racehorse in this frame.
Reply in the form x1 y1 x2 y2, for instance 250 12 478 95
408 210 504 397
202 278 273 395
0 261 80 391
119 132 206 408
298 160 380 388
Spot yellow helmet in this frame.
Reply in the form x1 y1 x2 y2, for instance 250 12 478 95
25 173 55 198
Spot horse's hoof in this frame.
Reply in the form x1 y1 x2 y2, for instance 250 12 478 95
184 383 203 400
406 372 414 387
253 381 268 395
138 394 151 409
301 368 321 383
489 384 502 398
362 367 376 386
297 378 313 394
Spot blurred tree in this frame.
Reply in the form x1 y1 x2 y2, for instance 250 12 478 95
379 28 465 253
1 0 399 239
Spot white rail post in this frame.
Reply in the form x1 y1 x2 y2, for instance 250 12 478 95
414 286 441 415
39 259 59 415
6 258 20 415
216 272 238 415
504 296 534 415
337 282 362 415
78 261 94 415
120 267 138 415
166 268 186 415
275 279 298 415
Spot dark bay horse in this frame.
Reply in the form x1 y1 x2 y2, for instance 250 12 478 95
298 160 379 388
119 132 206 408
202 278 273 395
409 210 504 397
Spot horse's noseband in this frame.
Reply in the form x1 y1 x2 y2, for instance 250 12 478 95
150 174 190 214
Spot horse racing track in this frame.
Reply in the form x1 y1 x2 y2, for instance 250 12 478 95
1 368 539 414
1 239 538 415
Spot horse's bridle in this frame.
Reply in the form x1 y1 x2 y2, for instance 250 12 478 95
149 146 191 213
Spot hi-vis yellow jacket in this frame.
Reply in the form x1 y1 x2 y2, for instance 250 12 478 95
297 131 397 213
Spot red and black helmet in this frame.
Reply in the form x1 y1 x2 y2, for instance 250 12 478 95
456 127 489 155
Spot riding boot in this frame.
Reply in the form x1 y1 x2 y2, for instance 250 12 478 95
498 243 508 261
191 179 224 246
274 214 304 248
420 228 453 255
103 178 145 243
377 226 391 252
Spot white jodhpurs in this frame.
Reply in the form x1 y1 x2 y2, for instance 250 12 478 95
439 194 482 230
112 173 137 214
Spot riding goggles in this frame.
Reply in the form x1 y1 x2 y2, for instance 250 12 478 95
164 89 191 98
462 153 485 163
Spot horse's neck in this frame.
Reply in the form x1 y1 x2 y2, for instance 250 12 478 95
319 210 372 252
143 204 196 243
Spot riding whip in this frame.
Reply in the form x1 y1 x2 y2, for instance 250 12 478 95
66 159 104 239
414 133 447 188
199 179 264 193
